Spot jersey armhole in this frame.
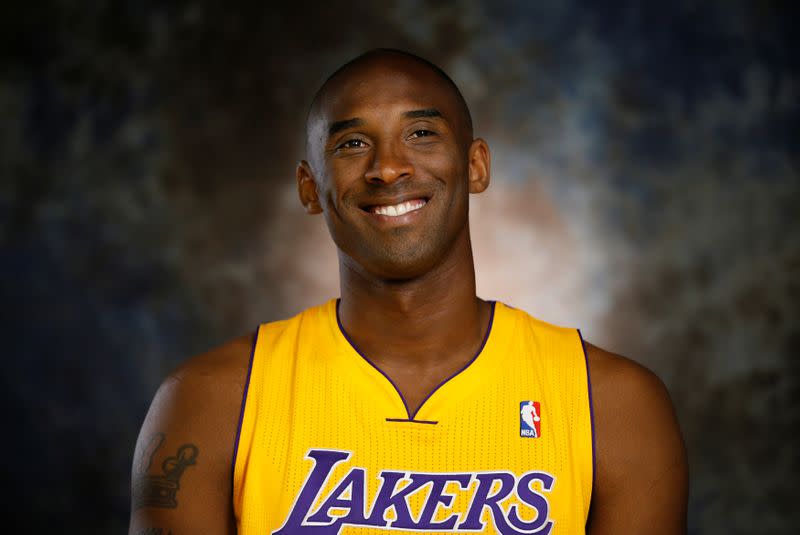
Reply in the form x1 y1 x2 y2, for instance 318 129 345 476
577 329 597 518
230 325 260 522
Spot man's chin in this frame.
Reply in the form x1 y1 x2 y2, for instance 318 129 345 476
348 246 441 282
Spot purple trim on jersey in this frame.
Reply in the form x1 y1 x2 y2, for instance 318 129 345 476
336 299 412 418
408 301 496 420
385 418 439 425
336 299 496 421
230 325 259 525
577 329 597 508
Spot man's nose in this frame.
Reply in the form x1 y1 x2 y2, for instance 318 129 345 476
364 142 414 184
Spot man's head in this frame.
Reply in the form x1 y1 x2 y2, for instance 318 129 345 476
297 49 490 281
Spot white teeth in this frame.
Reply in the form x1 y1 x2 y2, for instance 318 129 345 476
372 199 426 217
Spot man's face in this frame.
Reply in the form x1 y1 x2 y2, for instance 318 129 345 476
301 57 488 280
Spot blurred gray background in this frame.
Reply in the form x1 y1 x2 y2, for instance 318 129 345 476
1 0 797 533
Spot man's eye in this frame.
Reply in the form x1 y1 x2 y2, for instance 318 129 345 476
410 129 435 138
338 139 367 149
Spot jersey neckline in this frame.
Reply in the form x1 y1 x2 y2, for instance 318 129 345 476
333 298 498 422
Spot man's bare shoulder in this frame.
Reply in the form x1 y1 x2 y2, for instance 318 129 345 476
142 332 255 427
583 341 683 463
582 341 688 533
166 332 255 395
137 331 256 462
584 342 670 405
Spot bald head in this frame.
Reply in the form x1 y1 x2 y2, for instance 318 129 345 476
305 49 474 163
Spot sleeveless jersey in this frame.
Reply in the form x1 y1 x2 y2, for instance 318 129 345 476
232 299 595 534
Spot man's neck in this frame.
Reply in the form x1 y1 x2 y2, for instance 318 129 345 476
336 236 491 371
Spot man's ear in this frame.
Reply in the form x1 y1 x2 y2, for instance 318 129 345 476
467 138 491 194
296 160 323 214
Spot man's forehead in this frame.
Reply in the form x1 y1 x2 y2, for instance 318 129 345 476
317 64 458 125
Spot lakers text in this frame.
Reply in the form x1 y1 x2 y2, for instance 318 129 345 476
273 449 556 534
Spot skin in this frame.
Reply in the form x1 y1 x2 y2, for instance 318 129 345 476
129 50 688 534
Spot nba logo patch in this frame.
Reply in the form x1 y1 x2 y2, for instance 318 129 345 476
520 401 541 438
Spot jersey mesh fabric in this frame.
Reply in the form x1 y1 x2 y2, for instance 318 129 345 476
232 299 593 534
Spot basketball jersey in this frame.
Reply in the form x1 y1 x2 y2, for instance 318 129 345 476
232 299 595 534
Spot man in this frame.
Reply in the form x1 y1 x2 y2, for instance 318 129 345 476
129 49 688 534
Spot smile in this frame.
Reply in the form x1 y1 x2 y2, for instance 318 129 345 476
369 198 427 217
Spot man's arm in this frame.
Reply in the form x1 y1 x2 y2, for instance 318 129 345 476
129 333 254 535
586 343 689 534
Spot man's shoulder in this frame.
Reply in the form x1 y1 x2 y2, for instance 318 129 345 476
137 333 256 466
499 302 578 340
586 343 688 532
170 332 255 386
583 341 678 432
584 342 667 397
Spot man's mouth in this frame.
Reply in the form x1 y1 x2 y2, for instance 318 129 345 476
367 198 428 217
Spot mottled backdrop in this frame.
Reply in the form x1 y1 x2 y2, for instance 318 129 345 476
1 1 797 533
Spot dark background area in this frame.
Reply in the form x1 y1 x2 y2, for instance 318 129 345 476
1 1 797 533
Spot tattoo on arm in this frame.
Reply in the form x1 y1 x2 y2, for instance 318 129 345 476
136 432 165 474
132 433 199 510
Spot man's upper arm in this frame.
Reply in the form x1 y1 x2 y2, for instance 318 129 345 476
129 334 253 535
586 343 689 535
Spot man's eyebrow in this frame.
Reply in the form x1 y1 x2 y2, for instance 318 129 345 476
403 108 443 119
328 118 364 137
327 109 442 137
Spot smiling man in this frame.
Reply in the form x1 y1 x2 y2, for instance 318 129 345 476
129 49 688 535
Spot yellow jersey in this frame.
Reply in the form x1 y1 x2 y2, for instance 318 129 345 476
233 299 595 534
